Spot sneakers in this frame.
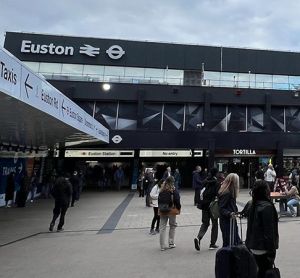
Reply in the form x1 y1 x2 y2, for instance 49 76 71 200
149 229 156 235
194 237 200 251
49 223 54 232
155 228 160 233
161 247 167 251
209 244 219 250
57 228 64 232
292 213 297 217
169 243 176 249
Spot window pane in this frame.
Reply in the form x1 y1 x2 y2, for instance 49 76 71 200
273 75 289 90
104 66 125 77
39 63 62 74
204 71 220 87
117 103 137 130
210 105 227 131
142 104 162 130
24 62 40 72
228 105 246 131
289 76 300 89
145 68 165 78
125 67 145 78
166 69 183 85
163 104 184 131
185 104 204 130
247 107 266 132
271 107 285 132
94 102 118 130
61 64 83 75
286 107 300 132
83 65 104 75
255 74 273 89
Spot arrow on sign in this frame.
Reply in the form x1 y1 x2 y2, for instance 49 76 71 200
61 99 66 116
24 74 33 98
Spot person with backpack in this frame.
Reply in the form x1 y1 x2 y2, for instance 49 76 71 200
194 168 220 251
158 176 181 251
218 173 241 247
246 180 279 278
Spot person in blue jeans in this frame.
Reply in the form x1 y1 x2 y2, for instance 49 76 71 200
284 180 300 216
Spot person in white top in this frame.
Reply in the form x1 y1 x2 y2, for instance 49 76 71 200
149 179 164 235
264 164 276 192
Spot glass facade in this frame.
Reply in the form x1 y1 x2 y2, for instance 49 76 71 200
75 100 300 133
24 61 300 90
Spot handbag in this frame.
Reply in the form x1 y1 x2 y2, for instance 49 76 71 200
209 198 219 219
265 263 281 278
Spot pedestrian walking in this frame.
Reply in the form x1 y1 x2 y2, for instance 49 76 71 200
194 168 220 251
114 166 125 190
174 168 181 190
192 165 206 206
29 171 38 203
158 176 181 251
264 164 276 192
49 173 72 232
149 179 163 235
162 166 172 181
70 170 80 207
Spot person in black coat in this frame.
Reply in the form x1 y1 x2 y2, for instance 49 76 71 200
49 174 72 232
70 171 80 207
218 173 241 247
194 168 220 251
192 165 206 206
245 180 279 278
5 172 15 207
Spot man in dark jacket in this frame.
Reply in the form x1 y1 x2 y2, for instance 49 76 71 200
194 168 220 251
246 180 279 278
192 166 206 206
49 174 72 232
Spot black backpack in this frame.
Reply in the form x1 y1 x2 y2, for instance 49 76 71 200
158 191 173 213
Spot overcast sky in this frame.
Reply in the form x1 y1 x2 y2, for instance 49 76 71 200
1 0 300 52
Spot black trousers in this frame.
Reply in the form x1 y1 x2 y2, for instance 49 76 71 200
254 252 276 278
194 188 200 205
151 207 160 230
51 201 69 229
197 209 218 245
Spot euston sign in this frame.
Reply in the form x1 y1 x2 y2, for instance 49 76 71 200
21 40 125 60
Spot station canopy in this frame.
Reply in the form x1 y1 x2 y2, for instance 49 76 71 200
0 47 109 153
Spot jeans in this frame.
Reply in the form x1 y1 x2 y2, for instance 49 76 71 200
160 215 177 248
287 198 299 215
197 209 218 245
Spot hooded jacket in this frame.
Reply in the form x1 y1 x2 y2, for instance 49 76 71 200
245 200 279 252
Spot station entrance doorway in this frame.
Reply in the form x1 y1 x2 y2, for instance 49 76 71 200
215 156 271 188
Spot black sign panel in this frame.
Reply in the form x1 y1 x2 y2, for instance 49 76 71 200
4 32 221 70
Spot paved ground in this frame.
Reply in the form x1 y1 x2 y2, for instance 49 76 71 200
0 189 299 278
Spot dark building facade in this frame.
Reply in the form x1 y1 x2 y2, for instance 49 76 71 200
5 31 300 188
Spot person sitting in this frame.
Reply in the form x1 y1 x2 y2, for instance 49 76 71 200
284 180 300 217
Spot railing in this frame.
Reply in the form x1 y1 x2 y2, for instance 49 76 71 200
42 72 299 91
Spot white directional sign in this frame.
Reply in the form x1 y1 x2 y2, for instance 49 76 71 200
0 50 21 99
139 150 192 157
65 149 134 158
0 47 109 143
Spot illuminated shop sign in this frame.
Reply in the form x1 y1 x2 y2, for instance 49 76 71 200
233 149 256 155
20 40 125 59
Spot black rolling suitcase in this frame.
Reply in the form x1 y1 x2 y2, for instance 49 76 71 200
215 217 257 278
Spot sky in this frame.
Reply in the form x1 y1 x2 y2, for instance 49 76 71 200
1 0 300 52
